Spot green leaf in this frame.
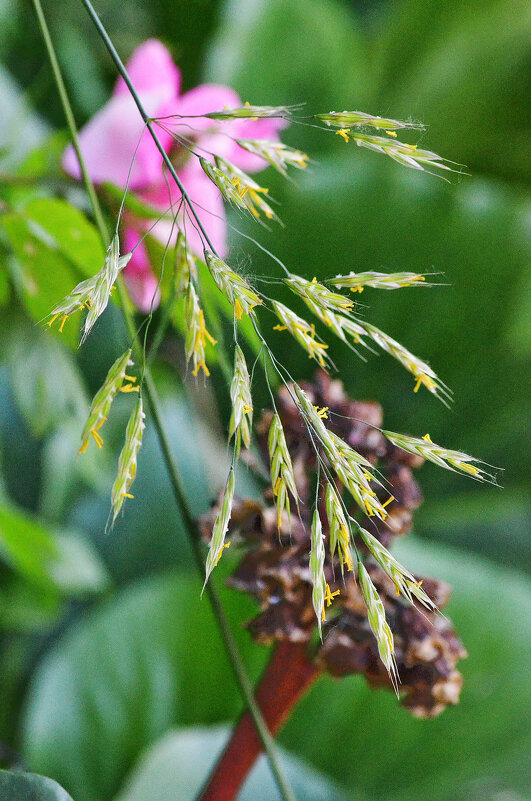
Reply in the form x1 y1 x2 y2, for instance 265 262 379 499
22 540 531 801
115 726 349 801
22 197 104 277
0 213 80 347
0 502 109 597
280 538 531 801
0 769 73 801
6 319 88 436
22 572 267 801
17 131 70 180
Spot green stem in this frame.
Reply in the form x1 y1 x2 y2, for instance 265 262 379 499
33 2 296 799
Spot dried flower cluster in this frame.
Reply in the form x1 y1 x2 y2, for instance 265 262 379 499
201 372 467 717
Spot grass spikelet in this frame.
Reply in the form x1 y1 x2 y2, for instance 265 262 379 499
48 234 132 342
204 251 262 319
285 274 354 314
184 283 217 377
206 104 296 119
358 559 398 687
310 509 327 637
214 157 280 223
325 483 352 571
268 413 298 529
329 271 430 292
203 468 235 588
110 397 145 522
229 345 253 455
272 301 330 367
358 527 436 610
344 133 458 174
79 348 137 454
382 430 498 483
316 110 424 132
235 139 308 176
359 321 451 401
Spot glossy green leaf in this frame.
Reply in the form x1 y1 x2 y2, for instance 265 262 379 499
6 319 88 436
23 540 531 801
0 502 109 596
115 726 350 801
22 197 104 276
0 769 73 801
0 213 80 347
280 538 531 801
22 572 267 801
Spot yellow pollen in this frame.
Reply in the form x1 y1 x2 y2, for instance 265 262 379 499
325 583 340 607
273 324 287 332
350 286 364 293
120 384 140 393
313 405 329 419
123 492 134 499
422 433 432 443
215 541 231 566
234 298 243 320
336 128 351 143
124 375 137 382
243 404 253 415
58 315 69 333
385 130 397 138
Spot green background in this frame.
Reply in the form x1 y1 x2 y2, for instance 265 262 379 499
0 0 529 799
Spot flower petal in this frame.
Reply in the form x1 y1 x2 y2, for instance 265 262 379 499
62 92 174 189
114 39 181 104
123 228 160 312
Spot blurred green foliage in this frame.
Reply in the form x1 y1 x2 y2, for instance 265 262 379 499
0 0 529 799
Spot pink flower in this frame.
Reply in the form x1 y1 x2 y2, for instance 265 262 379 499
63 39 286 311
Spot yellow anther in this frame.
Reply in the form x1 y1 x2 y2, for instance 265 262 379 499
93 417 107 433
325 583 340 607
385 130 397 138
214 541 231 566
384 627 394 652
456 461 479 476
273 476 282 496
243 404 253 415
91 429 104 449
344 550 353 572
48 313 60 327
58 315 69 333
422 433 432 442
192 359 210 378
120 384 140 393
382 495 395 508
350 286 364 294
124 375 137 382
123 492 134 499
273 324 287 332
414 374 436 392
313 405 329 419
234 298 243 320
336 128 351 143
78 439 89 455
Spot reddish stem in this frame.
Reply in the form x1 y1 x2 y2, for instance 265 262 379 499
199 641 321 801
